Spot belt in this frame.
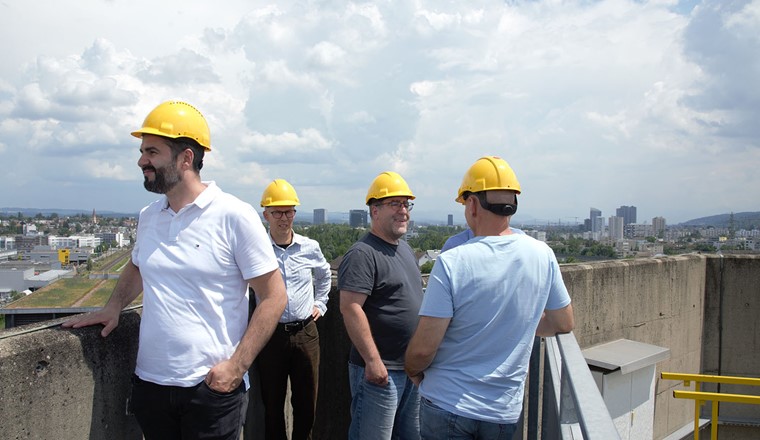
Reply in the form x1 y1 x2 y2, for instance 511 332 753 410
278 315 314 333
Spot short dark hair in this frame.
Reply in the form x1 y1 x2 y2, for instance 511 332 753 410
166 137 205 172
463 191 518 217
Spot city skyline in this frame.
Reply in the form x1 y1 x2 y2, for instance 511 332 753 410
1 1 758 225
4 204 753 228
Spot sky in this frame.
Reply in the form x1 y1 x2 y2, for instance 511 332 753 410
1 0 758 226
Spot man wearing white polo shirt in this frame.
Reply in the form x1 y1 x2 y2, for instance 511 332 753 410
64 101 287 439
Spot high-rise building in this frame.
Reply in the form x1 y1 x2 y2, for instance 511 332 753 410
590 208 602 233
616 205 637 225
447 214 453 226
609 216 624 241
652 217 666 237
349 209 368 228
313 208 327 225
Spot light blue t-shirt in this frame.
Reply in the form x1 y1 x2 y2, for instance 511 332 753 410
419 234 571 424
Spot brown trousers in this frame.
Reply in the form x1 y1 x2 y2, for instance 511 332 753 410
257 320 320 440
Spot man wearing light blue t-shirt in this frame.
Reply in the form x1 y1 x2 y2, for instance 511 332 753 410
405 156 574 440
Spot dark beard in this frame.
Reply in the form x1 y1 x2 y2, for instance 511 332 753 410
143 163 182 194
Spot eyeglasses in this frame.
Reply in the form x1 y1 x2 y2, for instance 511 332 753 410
269 209 296 219
376 200 414 211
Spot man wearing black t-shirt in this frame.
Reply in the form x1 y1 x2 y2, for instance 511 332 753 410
338 171 423 440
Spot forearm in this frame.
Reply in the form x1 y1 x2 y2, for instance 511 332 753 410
404 350 434 378
230 269 287 371
342 308 382 364
230 294 284 371
104 260 142 311
405 316 449 378
536 304 575 337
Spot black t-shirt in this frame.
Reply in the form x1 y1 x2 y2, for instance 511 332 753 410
338 232 423 370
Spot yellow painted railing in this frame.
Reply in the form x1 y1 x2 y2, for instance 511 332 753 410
661 372 760 440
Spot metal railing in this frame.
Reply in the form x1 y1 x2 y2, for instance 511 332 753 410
523 332 620 440
661 372 760 440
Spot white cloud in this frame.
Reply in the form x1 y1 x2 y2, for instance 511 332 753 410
239 128 333 159
345 110 376 124
307 41 348 69
83 159 133 180
0 0 757 223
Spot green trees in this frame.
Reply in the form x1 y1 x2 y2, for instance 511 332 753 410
548 236 584 255
407 226 463 251
580 243 616 258
291 224 465 264
420 261 435 274
293 224 365 262
549 236 616 259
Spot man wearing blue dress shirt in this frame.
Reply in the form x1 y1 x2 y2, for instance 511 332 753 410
256 179 332 440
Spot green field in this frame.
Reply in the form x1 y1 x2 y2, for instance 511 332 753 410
8 278 100 308
1 248 141 312
76 279 118 307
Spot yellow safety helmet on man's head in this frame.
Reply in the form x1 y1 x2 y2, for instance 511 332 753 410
366 171 415 205
261 179 301 207
456 156 521 204
131 101 212 151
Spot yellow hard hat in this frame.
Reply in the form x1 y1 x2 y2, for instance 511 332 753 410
456 156 521 204
261 179 301 207
366 171 415 205
131 101 212 151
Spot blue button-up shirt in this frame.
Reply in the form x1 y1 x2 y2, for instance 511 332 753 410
263 231 332 323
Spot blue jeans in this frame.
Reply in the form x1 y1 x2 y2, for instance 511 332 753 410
348 363 420 440
420 397 517 440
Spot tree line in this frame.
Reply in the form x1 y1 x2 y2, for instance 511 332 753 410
292 224 466 263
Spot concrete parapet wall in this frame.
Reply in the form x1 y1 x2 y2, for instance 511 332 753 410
1 255 758 439
561 255 707 439
0 311 142 439
702 255 760 422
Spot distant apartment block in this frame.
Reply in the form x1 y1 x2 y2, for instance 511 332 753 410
616 205 637 225
95 232 129 247
14 235 48 253
48 235 101 249
349 209 368 228
626 223 653 238
609 216 624 241
447 214 453 226
21 223 40 235
313 209 327 225
653 217 667 237
0 236 15 250
589 208 602 233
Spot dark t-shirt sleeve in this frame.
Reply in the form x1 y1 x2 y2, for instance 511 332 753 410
338 241 374 295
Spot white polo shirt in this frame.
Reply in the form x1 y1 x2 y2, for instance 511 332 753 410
132 181 277 387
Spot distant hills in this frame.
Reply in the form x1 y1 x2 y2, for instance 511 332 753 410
679 211 760 229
